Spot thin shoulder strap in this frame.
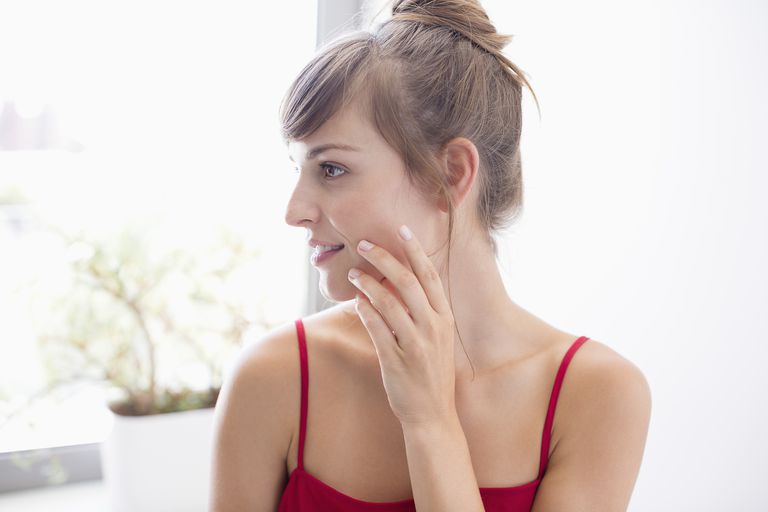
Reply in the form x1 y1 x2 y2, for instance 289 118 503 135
294 318 309 471
537 336 590 480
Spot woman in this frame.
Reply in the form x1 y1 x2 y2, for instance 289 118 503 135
210 1 651 511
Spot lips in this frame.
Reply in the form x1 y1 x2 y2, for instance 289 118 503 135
308 238 345 250
310 244 344 266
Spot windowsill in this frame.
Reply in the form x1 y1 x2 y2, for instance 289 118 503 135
0 479 107 511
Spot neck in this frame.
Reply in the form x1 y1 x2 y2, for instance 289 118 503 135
338 227 555 378
437 229 538 378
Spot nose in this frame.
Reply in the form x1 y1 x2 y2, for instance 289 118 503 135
284 175 320 228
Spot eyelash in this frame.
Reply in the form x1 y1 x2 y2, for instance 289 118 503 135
320 163 346 180
292 163 346 180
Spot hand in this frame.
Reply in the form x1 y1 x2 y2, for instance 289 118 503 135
348 224 457 427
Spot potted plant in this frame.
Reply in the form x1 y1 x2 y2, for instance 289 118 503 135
17 214 277 511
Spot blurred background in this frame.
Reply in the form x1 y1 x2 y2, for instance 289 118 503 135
1 0 766 510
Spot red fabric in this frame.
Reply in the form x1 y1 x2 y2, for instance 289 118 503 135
278 318 590 511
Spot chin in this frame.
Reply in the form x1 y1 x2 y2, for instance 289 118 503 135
318 276 357 304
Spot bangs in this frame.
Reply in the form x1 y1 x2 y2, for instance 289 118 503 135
279 33 375 143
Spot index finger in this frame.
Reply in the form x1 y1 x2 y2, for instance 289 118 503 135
398 225 452 317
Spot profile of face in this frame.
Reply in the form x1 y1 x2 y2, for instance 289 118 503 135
284 100 439 303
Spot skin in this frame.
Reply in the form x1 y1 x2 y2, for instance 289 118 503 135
279 97 652 510
285 98 565 381
210 70 650 511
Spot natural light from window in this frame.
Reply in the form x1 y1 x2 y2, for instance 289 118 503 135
0 0 317 453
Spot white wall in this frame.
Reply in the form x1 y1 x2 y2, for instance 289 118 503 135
481 0 768 509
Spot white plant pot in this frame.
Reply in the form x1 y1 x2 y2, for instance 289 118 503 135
99 405 215 512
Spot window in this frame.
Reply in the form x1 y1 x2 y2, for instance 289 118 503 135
0 0 318 489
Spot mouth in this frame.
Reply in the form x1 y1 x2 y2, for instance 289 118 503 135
310 244 344 266
314 243 345 253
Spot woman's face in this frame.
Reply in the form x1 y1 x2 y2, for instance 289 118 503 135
284 100 436 303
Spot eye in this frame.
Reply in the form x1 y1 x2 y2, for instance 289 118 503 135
320 163 347 180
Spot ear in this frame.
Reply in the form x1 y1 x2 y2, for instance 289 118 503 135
437 137 480 213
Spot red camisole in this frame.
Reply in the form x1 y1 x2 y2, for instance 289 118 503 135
278 317 590 511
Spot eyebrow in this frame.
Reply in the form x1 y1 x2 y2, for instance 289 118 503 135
288 143 360 162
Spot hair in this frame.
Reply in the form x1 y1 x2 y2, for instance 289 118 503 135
280 0 538 378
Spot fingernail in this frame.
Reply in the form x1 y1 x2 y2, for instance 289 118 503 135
399 225 412 241
348 268 361 279
358 240 374 252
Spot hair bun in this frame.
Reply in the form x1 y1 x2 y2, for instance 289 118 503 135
391 0 512 54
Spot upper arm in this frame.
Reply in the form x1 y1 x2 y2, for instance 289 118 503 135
532 343 652 512
209 325 297 512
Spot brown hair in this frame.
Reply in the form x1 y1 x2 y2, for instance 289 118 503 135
280 0 538 376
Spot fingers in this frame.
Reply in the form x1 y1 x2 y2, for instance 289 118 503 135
396 225 451 318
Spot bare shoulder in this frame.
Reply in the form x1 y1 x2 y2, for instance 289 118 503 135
209 320 303 511
557 337 652 410
228 318 309 433
229 305 360 439
551 337 652 430
224 321 302 413
533 337 652 511
237 320 301 374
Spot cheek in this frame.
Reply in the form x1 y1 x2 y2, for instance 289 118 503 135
337 192 390 231
338 185 410 265
341 195 373 217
